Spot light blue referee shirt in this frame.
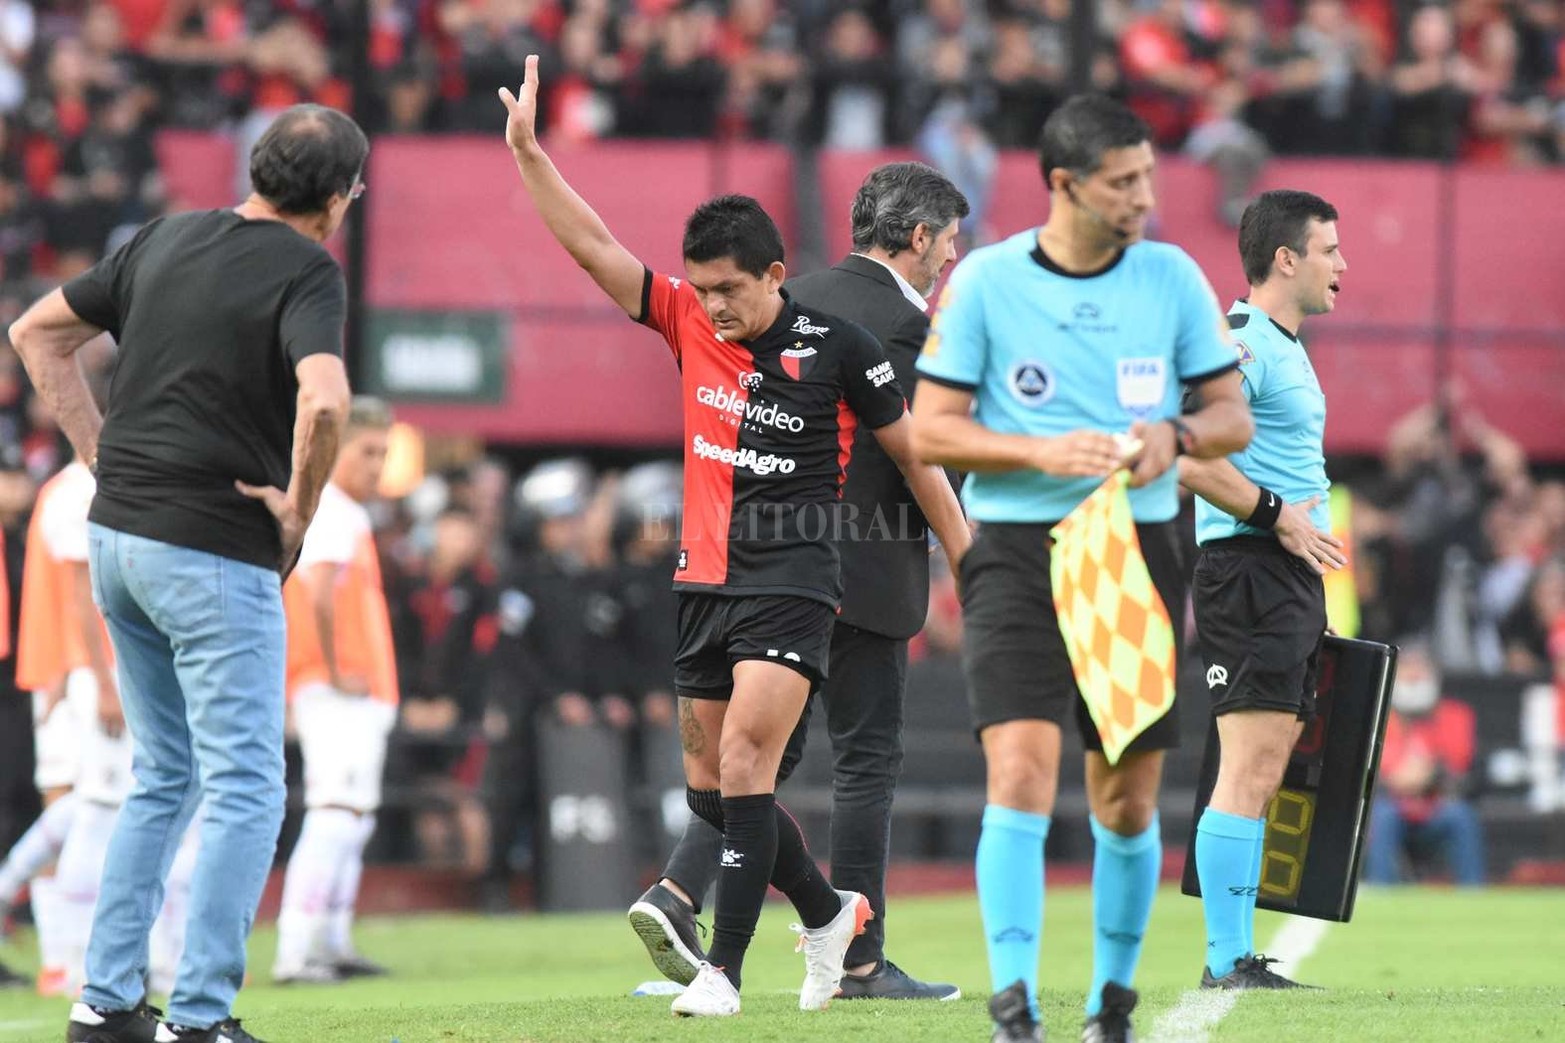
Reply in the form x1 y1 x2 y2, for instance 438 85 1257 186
1194 299 1329 544
915 229 1237 523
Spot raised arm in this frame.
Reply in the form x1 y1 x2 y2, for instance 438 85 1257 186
9 290 106 465
499 55 646 317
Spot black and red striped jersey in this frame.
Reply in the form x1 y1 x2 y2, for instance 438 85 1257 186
638 268 906 606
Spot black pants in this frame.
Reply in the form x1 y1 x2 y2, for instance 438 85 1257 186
661 620 906 968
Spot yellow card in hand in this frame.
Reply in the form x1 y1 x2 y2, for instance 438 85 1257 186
1048 471 1176 765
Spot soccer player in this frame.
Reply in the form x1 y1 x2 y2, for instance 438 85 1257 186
1180 189 1348 990
629 161 969 1002
910 95 1255 1043
29 452 134 996
274 397 398 984
498 56 969 1017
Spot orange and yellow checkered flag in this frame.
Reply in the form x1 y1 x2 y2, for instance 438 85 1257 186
1049 471 1176 765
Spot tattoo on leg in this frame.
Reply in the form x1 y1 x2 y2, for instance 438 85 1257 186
678 697 705 756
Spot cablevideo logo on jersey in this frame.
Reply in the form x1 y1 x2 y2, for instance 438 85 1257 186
695 383 807 432
691 434 797 475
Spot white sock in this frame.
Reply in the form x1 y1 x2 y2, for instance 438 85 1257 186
31 875 67 970
54 800 119 987
0 792 79 904
150 819 201 995
326 813 375 958
275 808 358 972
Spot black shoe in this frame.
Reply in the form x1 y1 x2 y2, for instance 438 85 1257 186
0 956 27 990
167 1018 266 1043
332 952 390 979
66 1001 168 1043
627 882 707 986
838 959 961 1001
989 979 1045 1042
1081 982 1137 1043
1201 954 1318 991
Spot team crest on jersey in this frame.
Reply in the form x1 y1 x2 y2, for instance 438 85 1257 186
1235 340 1256 365
1008 360 1055 407
781 343 818 380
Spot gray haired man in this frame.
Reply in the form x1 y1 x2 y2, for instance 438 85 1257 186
629 162 970 1000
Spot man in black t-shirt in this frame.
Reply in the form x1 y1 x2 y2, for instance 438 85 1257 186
9 105 362 1043
500 57 969 1018
634 162 971 1001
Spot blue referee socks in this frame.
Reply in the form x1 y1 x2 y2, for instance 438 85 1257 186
977 804 1050 1020
1195 807 1266 978
1088 813 1161 1016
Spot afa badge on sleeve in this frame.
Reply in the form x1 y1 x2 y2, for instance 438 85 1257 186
1236 340 1256 365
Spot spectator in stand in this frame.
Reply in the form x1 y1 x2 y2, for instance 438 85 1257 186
1466 18 1554 165
982 16 1066 149
720 0 804 141
144 0 251 129
1365 641 1486 886
440 0 559 133
549 11 621 141
618 4 725 139
1292 0 1388 154
0 0 31 118
808 8 895 149
1389 4 1485 159
1119 0 1217 147
0 173 43 284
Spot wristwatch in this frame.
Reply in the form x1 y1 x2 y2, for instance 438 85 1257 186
1167 417 1195 456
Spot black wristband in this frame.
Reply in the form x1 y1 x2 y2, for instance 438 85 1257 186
1245 486 1282 530
1167 416 1194 456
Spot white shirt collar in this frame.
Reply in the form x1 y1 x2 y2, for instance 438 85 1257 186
855 253 930 313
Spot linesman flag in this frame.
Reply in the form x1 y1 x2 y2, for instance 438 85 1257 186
1049 471 1177 765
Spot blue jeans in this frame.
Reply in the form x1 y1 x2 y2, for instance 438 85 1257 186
83 524 286 1028
1364 796 1486 886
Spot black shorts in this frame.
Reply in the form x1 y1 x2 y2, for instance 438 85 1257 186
958 520 1186 749
674 593 836 699
1192 536 1326 720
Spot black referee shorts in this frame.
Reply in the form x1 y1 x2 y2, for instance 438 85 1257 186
674 592 836 699
1191 536 1326 720
958 520 1186 750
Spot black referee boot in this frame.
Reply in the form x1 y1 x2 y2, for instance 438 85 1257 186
990 979 1045 1042
1201 953 1318 990
1080 982 1137 1043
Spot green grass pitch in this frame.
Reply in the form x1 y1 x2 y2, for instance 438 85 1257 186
2 886 1561 1041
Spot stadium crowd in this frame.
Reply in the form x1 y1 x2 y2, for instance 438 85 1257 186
0 0 1560 300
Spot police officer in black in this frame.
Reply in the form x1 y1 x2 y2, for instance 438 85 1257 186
629 162 970 1000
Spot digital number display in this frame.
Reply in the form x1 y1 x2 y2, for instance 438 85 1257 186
1259 787 1317 904
1182 636 1398 922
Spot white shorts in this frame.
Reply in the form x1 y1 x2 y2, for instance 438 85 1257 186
293 684 397 812
67 669 134 805
33 687 81 791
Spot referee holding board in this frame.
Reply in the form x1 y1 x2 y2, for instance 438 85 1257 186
1180 189 1348 991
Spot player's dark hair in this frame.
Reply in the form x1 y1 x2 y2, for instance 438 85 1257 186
249 104 369 216
1238 190 1339 285
681 194 785 278
850 162 970 255
1038 95 1152 187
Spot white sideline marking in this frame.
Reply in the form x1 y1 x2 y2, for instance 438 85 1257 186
1146 918 1330 1043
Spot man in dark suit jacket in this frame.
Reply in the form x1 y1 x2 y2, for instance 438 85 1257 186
629 163 971 1000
